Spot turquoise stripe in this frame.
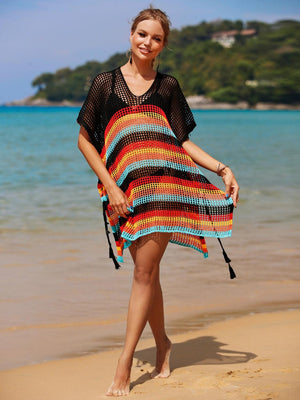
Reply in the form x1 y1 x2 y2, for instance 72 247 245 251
124 240 132 249
121 226 232 242
170 239 209 257
106 123 175 159
132 193 232 208
116 159 201 187
110 221 120 233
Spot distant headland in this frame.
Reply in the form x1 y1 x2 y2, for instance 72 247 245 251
4 95 300 110
4 19 300 108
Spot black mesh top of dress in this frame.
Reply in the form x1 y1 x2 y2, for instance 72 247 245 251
77 67 235 277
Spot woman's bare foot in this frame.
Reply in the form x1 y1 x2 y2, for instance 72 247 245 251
151 337 172 379
106 356 132 396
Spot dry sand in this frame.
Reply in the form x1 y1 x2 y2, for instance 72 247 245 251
0 309 299 400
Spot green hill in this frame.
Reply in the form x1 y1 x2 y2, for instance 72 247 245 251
32 19 300 105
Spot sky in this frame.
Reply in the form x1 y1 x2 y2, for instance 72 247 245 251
0 0 299 104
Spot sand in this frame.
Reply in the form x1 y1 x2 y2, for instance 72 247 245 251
0 309 299 400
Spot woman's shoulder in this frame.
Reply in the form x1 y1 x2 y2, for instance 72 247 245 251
91 69 115 85
157 72 180 89
87 69 119 95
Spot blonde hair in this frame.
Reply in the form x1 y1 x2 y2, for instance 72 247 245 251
131 5 171 44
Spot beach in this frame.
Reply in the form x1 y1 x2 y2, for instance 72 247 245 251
0 309 299 399
0 107 299 397
1 213 299 373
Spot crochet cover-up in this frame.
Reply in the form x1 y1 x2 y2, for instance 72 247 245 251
77 67 234 265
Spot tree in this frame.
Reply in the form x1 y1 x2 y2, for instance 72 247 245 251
32 73 54 90
31 19 300 105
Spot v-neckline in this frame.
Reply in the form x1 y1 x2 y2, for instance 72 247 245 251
119 67 158 98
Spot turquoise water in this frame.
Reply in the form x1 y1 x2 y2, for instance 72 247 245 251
1 107 299 232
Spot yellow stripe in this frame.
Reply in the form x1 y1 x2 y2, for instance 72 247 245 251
111 147 191 179
132 181 223 196
125 216 232 229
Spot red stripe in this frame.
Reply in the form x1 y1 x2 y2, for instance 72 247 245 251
127 209 232 226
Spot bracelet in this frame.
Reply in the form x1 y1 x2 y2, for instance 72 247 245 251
217 163 229 176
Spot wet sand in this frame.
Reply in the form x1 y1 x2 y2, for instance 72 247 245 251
0 309 299 399
1 213 300 372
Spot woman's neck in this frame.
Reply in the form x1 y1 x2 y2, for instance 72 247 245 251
123 56 156 79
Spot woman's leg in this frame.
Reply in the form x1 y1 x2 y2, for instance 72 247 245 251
147 279 172 378
106 232 171 396
130 236 172 378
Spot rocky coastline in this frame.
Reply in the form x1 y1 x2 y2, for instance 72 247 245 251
3 95 300 110
3 96 82 108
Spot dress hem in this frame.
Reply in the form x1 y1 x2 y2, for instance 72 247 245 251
120 226 232 258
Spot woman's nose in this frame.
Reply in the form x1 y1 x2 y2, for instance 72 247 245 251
144 36 151 46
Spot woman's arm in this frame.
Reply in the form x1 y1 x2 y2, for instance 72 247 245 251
182 139 239 207
78 126 130 217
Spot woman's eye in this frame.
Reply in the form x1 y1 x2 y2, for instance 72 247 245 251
138 32 145 37
155 38 161 42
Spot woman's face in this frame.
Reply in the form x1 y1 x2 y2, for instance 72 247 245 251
130 19 165 63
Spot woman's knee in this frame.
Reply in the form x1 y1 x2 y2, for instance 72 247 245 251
133 262 159 286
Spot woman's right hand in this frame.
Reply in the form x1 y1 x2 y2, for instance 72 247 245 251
106 184 131 218
78 127 132 217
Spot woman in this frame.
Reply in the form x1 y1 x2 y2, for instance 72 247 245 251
77 6 239 396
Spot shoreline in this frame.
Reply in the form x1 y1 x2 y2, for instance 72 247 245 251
2 96 300 110
1 217 300 372
1 280 299 372
1 309 299 399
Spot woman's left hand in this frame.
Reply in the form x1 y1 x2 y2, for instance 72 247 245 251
221 167 239 207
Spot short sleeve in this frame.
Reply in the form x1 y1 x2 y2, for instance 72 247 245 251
77 75 101 138
77 74 107 153
168 79 196 144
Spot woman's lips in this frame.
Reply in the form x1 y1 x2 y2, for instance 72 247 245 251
139 48 151 54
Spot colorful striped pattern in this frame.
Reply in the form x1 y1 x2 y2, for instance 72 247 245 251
98 104 233 261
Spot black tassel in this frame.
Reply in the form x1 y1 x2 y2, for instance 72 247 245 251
228 265 236 279
217 238 236 279
111 254 121 270
109 247 114 259
102 203 121 269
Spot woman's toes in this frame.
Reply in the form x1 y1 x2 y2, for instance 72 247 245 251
106 382 114 396
150 368 159 379
151 368 170 379
106 382 129 397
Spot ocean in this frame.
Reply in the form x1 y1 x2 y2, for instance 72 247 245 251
1 107 299 370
